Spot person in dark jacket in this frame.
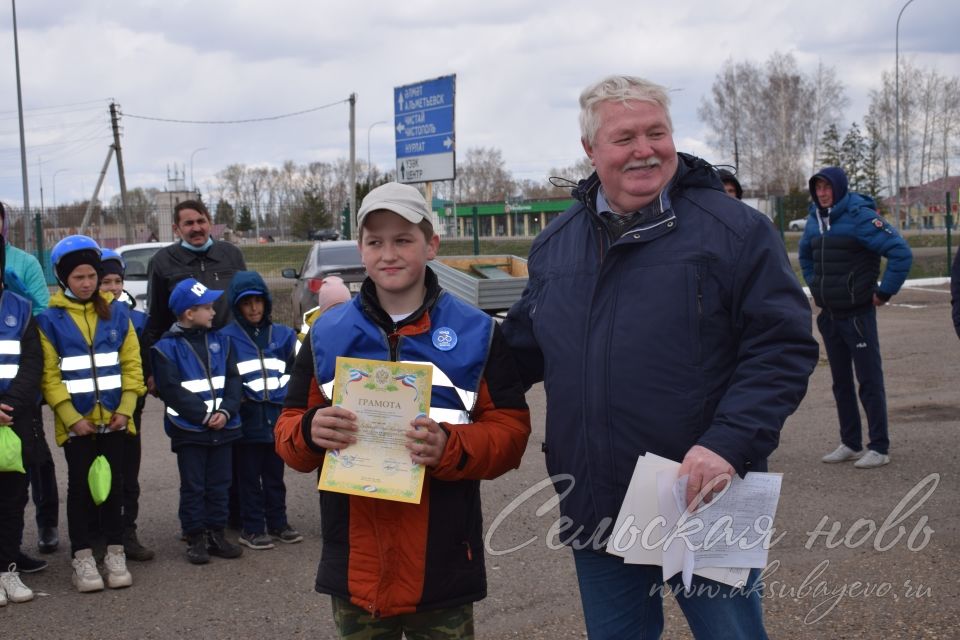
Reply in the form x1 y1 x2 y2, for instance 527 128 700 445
0 236 45 603
799 167 913 469
718 168 743 199
502 75 818 640
220 271 301 550
151 278 244 565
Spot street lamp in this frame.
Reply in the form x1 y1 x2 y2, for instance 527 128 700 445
895 0 917 229
190 147 208 193
52 168 69 209
366 121 388 181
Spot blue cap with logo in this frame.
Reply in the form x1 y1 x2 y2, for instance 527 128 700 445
169 278 223 316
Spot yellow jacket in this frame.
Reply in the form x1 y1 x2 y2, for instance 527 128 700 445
38 291 146 446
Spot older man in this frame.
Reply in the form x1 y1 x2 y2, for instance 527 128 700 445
503 75 818 639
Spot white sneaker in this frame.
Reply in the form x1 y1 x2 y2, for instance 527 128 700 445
821 444 863 463
72 549 104 592
0 578 6 606
1 564 34 603
103 545 132 589
854 450 890 469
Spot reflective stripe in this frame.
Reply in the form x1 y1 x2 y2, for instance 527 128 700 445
180 375 226 393
402 360 477 411
243 376 288 393
166 397 222 417
0 340 20 355
262 358 286 373
429 407 470 425
61 351 120 371
294 340 302 355
236 359 261 376
0 364 19 379
63 374 123 395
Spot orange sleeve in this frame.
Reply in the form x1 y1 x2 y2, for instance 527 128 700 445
431 379 531 481
275 376 328 473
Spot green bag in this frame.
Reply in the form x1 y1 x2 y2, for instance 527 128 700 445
0 426 25 473
88 455 112 505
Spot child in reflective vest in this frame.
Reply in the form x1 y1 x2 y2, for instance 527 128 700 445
150 278 243 565
220 271 301 550
37 236 144 593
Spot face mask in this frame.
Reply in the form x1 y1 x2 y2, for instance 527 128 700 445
181 237 214 252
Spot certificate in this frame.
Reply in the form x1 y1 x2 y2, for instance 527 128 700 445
317 356 433 503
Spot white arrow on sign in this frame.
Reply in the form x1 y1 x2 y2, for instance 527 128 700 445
396 123 405 134
443 137 453 149
397 93 403 111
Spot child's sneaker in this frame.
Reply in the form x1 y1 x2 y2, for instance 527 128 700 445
186 533 209 565
0 579 5 606
71 549 104 592
0 564 34 603
268 525 304 544
103 545 133 588
123 528 155 562
239 530 275 550
206 529 243 559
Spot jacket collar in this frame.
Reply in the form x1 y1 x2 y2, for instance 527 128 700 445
358 267 442 335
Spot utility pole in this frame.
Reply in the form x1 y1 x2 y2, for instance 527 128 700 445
12 0 32 250
110 102 134 243
348 93 357 241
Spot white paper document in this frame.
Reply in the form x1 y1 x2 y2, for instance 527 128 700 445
607 452 782 589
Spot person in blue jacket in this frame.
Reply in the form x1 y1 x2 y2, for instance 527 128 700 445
150 278 244 565
799 166 913 470
0 202 57 565
951 247 960 339
502 75 819 640
220 271 302 550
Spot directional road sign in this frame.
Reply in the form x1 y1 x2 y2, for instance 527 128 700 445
394 74 455 184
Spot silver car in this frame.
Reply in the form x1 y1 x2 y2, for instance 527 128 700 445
282 240 366 318
115 241 173 312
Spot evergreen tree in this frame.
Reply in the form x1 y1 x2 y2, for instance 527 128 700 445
817 124 843 168
237 205 253 233
841 122 867 192
214 199 236 228
863 120 884 202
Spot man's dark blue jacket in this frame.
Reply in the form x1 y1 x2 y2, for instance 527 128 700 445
502 153 819 545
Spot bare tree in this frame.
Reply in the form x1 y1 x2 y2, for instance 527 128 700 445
455 147 514 202
809 60 849 175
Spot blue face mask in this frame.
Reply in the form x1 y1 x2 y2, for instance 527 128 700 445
181 237 214 252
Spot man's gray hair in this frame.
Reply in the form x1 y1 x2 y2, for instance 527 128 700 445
579 75 673 144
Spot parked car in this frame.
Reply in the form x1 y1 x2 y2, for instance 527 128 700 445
307 228 341 241
788 218 808 231
282 240 365 318
115 242 173 312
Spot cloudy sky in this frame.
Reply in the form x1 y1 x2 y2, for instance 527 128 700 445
1 0 958 208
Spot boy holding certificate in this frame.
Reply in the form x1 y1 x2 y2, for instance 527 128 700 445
276 182 531 639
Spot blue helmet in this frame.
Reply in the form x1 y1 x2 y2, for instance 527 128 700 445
101 248 126 270
51 235 102 290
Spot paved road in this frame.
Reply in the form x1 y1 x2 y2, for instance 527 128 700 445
4 281 958 638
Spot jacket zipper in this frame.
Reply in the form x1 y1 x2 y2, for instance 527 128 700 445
81 307 104 429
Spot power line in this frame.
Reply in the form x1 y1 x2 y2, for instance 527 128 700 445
0 98 111 117
122 99 350 125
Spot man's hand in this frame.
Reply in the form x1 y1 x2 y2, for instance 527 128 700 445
0 403 14 425
206 412 226 430
309 406 358 450
108 413 129 431
70 419 97 437
406 416 448 467
873 293 887 307
147 375 158 397
677 445 735 511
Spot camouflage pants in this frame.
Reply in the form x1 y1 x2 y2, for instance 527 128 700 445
331 597 474 639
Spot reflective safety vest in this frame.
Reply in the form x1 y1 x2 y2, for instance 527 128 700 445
0 291 33 395
152 331 241 432
36 301 130 415
220 322 296 404
310 293 494 426
130 309 147 338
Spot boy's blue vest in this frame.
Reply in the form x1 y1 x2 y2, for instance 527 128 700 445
36 300 130 415
152 331 241 432
220 322 296 404
310 293 494 425
130 308 147 338
0 291 33 395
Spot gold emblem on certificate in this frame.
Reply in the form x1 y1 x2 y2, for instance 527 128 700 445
317 356 433 503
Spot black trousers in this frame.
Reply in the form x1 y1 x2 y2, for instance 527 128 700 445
64 431 125 554
0 471 28 566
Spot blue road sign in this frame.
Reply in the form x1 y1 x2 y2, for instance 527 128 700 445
394 74 455 183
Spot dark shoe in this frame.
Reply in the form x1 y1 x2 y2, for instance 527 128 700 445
206 530 243 559
90 536 107 565
37 526 59 554
268 525 304 544
123 530 155 562
14 552 47 574
239 530 274 550
185 533 209 565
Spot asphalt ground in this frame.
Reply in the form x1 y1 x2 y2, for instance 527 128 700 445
3 279 958 639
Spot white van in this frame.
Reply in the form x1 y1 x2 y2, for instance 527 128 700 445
114 242 172 312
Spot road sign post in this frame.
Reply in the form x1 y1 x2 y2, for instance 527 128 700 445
394 75 456 184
